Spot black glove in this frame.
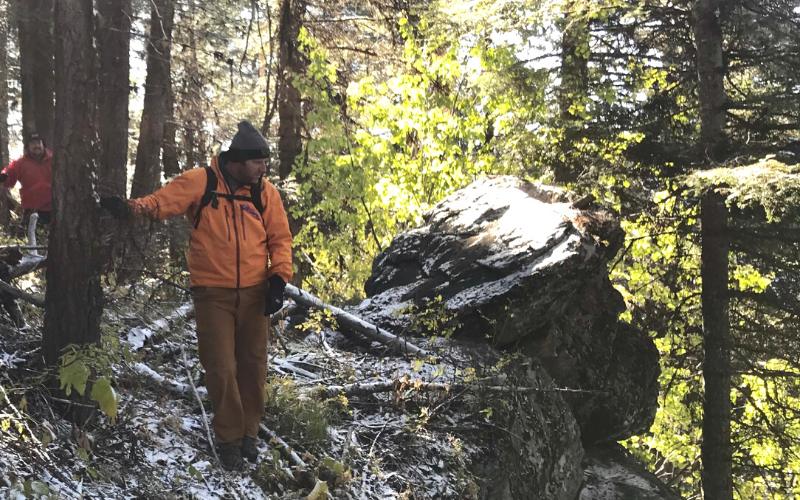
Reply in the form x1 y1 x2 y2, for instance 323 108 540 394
264 275 286 316
0 173 8 183
100 195 132 220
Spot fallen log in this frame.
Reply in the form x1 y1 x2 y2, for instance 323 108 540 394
27 212 39 256
126 303 194 350
570 193 596 210
316 379 603 399
284 285 428 357
0 278 44 307
130 362 206 398
8 254 46 279
271 357 318 379
0 245 47 251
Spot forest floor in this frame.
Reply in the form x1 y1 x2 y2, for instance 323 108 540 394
0 277 489 500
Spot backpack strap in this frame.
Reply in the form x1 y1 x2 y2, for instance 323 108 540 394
193 169 266 229
193 167 218 229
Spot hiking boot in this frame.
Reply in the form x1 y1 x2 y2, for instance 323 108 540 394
218 443 243 471
241 436 258 463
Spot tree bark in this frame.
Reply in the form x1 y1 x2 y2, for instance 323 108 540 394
553 4 590 184
182 17 204 171
0 0 8 170
96 0 131 196
260 0 278 136
162 77 180 178
700 190 731 500
277 0 305 181
43 0 104 365
276 0 308 285
0 0 11 228
130 0 174 198
693 0 732 498
15 0 54 146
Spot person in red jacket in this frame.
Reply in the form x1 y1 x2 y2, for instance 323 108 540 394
0 132 52 227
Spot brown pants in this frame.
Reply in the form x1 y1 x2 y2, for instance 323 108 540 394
193 284 269 445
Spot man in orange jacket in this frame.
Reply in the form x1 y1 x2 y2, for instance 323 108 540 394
101 121 292 471
0 132 53 227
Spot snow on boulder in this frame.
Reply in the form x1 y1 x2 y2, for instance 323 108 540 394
359 176 659 444
579 445 683 500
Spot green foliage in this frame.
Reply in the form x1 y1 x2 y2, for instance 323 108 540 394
291 20 530 300
90 378 118 422
186 463 204 482
613 170 800 497
57 333 124 422
265 377 341 446
58 358 89 397
396 295 460 341
298 308 339 335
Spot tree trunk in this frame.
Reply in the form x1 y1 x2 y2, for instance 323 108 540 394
130 0 174 198
260 0 278 136
43 0 104 366
15 0 54 146
162 78 180 178
0 0 8 170
693 0 732 498
96 0 131 196
276 0 308 286
277 0 305 181
553 4 589 184
0 0 10 228
182 17 204 171
700 190 731 500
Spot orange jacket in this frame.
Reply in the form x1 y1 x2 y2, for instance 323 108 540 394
129 157 293 288
2 149 53 211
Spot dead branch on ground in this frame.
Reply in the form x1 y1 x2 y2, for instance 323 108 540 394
284 285 428 357
0 279 44 307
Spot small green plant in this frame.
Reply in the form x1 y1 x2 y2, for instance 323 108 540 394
298 308 339 335
57 332 125 422
265 377 341 446
252 451 299 495
320 456 351 486
396 295 460 341
7 476 63 499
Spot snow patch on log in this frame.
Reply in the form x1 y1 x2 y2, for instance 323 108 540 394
126 303 194 350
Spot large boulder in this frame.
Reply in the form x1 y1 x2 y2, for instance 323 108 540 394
579 445 683 499
321 333 585 500
358 176 659 443
478 352 584 500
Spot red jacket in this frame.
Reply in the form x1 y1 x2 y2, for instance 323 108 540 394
2 149 53 211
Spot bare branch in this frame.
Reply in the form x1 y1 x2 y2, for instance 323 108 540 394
284 284 428 357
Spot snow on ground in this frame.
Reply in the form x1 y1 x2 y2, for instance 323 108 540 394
0 296 490 500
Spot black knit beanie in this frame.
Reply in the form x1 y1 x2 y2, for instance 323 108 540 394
226 121 269 162
24 132 46 149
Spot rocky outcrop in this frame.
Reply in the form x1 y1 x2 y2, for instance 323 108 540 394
579 445 682 500
481 355 584 500
358 176 660 444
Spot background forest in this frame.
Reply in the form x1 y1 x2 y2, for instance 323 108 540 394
2 0 800 498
